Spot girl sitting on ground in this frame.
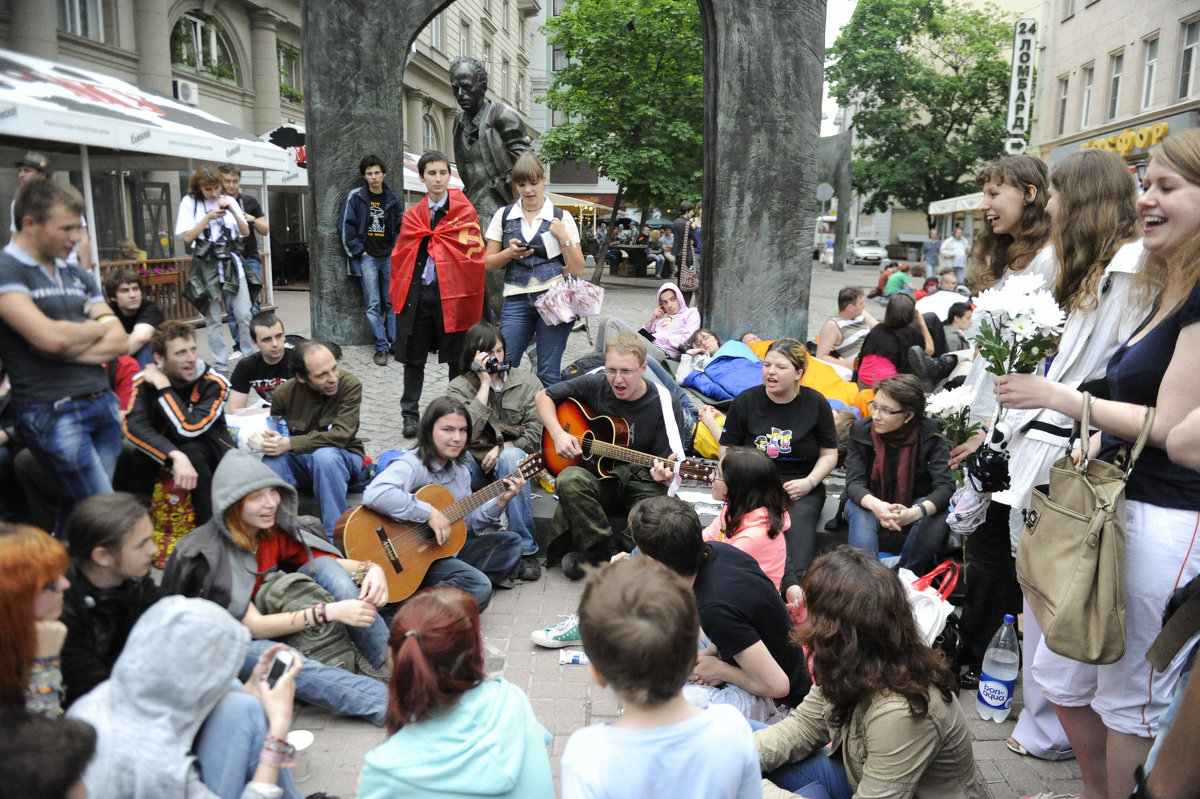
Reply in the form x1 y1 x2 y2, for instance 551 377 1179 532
703 447 790 590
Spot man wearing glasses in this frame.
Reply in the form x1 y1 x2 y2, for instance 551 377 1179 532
536 331 685 579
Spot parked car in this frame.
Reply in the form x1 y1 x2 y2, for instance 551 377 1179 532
848 238 888 266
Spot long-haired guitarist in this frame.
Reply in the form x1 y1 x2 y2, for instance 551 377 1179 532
535 331 684 580
362 397 525 611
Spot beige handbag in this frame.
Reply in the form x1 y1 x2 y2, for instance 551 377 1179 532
1015 395 1154 665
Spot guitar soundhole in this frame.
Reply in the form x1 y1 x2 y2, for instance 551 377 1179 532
375 525 402 573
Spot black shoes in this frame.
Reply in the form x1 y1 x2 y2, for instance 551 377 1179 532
958 668 980 690
561 551 584 580
908 346 958 392
401 419 418 438
373 351 389 366
517 554 542 582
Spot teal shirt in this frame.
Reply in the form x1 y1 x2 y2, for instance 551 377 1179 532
885 269 911 295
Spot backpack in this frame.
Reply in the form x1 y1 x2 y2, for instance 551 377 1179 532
254 571 363 674
560 352 606 381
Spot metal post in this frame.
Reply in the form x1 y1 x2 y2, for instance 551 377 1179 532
79 145 100 282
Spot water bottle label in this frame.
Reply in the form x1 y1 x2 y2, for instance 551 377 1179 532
977 671 1015 710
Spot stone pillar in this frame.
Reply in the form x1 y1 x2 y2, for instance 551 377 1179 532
133 0 172 94
10 0 58 60
405 90 427 155
250 10 284 135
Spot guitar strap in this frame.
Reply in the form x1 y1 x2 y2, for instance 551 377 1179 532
649 380 685 497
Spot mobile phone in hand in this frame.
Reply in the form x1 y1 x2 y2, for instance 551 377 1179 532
267 650 293 687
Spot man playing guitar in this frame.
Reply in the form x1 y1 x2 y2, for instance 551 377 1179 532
536 331 685 579
361 396 525 611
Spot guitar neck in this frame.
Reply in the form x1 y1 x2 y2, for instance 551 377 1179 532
441 461 533 523
578 436 705 479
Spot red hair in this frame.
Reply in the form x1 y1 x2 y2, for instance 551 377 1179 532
385 587 483 732
0 525 69 708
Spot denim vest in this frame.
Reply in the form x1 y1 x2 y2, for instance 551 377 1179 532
502 203 566 288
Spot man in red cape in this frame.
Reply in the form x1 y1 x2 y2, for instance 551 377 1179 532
390 151 486 438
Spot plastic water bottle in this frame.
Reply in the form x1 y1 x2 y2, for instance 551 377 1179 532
976 613 1020 722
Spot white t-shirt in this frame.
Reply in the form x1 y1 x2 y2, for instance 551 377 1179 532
485 198 580 297
174 195 246 243
560 704 760 799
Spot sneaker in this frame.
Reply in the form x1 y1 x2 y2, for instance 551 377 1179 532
517 554 541 582
561 551 584 580
373 351 389 366
531 614 580 648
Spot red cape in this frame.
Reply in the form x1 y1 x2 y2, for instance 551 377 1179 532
390 188 485 333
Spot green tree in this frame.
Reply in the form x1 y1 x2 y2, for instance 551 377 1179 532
827 0 1015 214
540 0 702 276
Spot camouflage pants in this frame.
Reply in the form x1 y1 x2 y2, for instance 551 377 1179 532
549 462 667 555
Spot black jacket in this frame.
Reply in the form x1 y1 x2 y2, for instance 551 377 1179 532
843 417 955 512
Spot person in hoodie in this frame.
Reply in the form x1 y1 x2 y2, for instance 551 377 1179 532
162 450 389 725
341 155 403 361
356 585 553 799
68 595 304 799
122 320 235 524
591 282 701 362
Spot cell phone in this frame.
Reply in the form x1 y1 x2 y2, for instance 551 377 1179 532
267 650 293 687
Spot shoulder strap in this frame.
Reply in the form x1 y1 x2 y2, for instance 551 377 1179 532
649 379 685 497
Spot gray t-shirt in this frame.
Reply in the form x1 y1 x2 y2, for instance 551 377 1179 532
0 241 109 403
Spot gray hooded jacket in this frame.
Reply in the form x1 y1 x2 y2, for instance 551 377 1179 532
162 450 341 619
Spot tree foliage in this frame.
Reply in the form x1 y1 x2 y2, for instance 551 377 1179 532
827 0 1014 213
539 0 703 213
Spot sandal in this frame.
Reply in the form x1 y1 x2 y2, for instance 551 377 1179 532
1006 736 1029 756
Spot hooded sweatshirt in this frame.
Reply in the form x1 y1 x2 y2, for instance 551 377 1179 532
646 282 700 358
357 677 554 799
162 450 340 620
67 595 277 799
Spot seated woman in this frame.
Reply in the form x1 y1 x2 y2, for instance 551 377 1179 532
755 546 977 799
647 230 666 278
943 302 973 353
675 328 721 385
703 447 790 590
357 586 554 798
592 282 700 362
163 450 390 725
69 596 304 799
843 375 954 575
857 293 945 388
0 524 70 718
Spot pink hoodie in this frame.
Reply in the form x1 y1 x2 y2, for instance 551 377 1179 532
645 282 701 358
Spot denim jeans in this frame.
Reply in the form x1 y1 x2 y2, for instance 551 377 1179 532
195 684 301 799
261 447 369 541
468 448 537 556
299 555 389 668
12 391 122 534
422 529 523 611
499 291 572 387
747 720 852 799
844 497 948 575
644 358 698 433
239 638 386 726
206 271 253 372
226 254 263 345
355 253 395 351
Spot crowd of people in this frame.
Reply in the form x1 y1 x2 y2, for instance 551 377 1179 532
2 128 1200 799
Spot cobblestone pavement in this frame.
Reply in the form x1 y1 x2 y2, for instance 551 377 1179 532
201 265 1082 799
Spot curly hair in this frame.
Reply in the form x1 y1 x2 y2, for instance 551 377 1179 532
1049 149 1140 313
796 546 956 727
968 155 1051 291
1132 129 1200 309
0 525 69 708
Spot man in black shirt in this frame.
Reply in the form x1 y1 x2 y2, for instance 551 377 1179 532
536 331 684 578
228 311 295 412
340 155 402 365
218 164 269 351
103 268 164 366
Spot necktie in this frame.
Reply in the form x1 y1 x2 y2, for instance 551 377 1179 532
420 205 446 284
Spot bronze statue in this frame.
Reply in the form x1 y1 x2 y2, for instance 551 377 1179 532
450 55 533 320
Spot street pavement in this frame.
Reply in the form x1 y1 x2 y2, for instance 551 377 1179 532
202 263 1083 799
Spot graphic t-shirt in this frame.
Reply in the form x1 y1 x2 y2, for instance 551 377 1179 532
364 190 392 257
720 385 837 482
230 351 294 405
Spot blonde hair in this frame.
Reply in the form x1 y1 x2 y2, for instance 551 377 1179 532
605 330 648 365
510 151 547 191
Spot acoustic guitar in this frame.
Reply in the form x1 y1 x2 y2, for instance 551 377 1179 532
542 397 714 481
334 452 545 602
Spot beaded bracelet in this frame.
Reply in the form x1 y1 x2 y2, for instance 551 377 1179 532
351 560 376 586
314 602 327 626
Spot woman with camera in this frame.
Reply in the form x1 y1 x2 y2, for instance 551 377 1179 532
175 164 255 375
447 322 544 582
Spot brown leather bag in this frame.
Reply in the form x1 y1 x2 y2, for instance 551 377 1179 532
1016 396 1154 665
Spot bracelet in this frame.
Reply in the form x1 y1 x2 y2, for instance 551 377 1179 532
314 603 327 626
914 503 929 518
351 560 375 586
95 313 118 324
302 607 313 630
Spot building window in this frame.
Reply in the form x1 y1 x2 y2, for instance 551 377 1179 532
1057 77 1069 136
552 45 568 72
59 0 104 41
428 14 442 51
503 0 510 32
1141 37 1159 109
516 69 525 111
483 0 492 14
460 22 471 57
501 59 510 100
1063 0 1075 18
422 116 439 151
171 13 240 84
278 43 302 103
482 42 492 84
1108 52 1123 120
1181 20 1199 99
1080 65 1094 128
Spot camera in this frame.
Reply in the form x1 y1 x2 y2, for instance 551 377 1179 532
266 650 293 687
471 356 511 375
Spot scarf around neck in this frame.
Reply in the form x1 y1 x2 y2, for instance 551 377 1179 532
869 419 920 507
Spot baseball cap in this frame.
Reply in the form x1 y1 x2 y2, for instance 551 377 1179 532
15 151 50 172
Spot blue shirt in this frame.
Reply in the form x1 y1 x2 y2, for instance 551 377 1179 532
362 450 502 533
921 239 940 267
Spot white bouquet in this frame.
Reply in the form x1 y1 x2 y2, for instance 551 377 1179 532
925 384 980 450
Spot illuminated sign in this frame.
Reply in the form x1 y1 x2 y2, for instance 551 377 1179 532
1005 19 1038 155
1081 122 1169 156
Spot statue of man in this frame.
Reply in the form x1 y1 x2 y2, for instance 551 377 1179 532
450 55 533 319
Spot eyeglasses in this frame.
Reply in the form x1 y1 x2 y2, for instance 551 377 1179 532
868 401 905 417
604 368 640 378
713 472 725 483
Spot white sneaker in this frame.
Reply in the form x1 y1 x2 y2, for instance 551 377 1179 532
531 614 580 648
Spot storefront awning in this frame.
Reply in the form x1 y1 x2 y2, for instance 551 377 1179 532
928 192 984 216
0 48 289 171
